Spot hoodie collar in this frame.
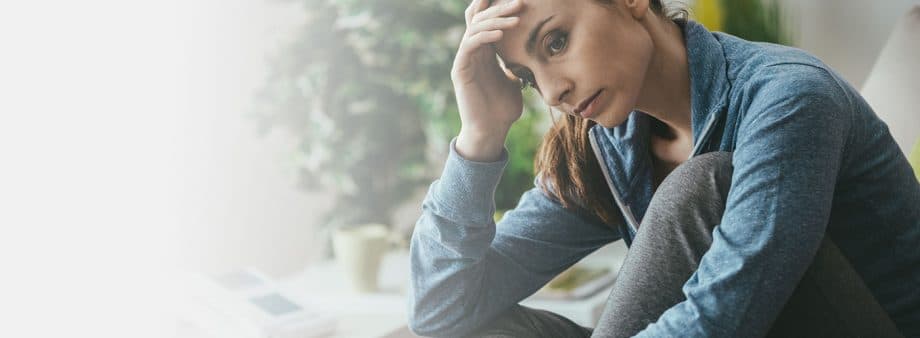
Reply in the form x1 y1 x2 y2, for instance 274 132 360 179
681 19 731 147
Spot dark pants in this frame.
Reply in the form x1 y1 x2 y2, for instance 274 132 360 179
467 152 902 338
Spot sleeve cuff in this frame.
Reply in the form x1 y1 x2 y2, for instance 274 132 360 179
432 137 509 225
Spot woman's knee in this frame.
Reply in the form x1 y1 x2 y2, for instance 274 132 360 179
652 151 734 211
638 151 734 241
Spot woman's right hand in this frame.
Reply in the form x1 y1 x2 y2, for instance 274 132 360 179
451 0 525 162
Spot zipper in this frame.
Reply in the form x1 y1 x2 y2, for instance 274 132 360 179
589 111 722 243
589 131 640 239
688 110 720 159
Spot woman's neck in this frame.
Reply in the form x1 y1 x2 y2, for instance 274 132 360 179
634 16 693 143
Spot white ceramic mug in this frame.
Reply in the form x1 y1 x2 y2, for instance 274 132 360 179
331 223 389 292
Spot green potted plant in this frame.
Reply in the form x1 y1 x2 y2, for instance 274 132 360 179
253 0 549 289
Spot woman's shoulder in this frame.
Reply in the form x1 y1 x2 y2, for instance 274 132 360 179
715 32 840 88
715 33 855 108
716 34 864 144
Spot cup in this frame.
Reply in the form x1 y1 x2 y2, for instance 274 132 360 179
331 223 389 292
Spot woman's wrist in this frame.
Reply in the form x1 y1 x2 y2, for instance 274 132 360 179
456 127 509 162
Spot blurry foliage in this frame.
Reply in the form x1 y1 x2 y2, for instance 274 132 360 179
253 0 547 228
692 0 791 45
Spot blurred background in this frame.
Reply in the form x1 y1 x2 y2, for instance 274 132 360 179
1 0 916 337
171 0 919 277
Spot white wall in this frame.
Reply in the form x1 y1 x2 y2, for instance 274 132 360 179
777 0 918 87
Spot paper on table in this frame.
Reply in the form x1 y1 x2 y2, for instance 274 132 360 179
533 265 618 300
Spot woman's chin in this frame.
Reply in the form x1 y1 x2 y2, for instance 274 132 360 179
593 108 631 128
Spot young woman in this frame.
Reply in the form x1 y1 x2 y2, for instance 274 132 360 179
408 0 920 336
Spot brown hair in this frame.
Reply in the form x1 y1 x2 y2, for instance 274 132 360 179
533 0 685 225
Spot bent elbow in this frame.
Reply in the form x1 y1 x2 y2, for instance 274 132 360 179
407 294 478 338
407 316 440 337
407 302 456 337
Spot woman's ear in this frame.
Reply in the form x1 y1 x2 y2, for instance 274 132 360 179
622 0 650 20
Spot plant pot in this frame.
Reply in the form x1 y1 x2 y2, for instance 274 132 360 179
331 223 389 293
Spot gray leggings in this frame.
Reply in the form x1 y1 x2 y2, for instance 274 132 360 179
467 152 902 338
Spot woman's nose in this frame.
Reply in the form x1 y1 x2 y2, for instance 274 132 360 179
540 76 573 109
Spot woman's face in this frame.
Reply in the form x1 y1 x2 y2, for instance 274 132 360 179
493 0 654 128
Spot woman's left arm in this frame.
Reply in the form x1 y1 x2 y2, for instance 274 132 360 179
639 64 853 337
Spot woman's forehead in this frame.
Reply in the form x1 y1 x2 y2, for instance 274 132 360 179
492 0 566 65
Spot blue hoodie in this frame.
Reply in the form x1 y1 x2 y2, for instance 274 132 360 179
409 20 920 337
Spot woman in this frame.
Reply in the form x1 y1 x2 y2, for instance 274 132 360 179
408 0 920 336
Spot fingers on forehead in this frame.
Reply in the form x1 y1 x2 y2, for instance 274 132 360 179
487 0 521 11
467 0 487 15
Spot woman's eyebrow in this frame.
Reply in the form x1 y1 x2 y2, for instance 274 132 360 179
499 15 555 71
526 15 555 56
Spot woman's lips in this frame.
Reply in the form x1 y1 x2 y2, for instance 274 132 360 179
576 90 603 118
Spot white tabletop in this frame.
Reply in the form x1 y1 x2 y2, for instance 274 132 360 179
276 241 627 337
276 253 410 337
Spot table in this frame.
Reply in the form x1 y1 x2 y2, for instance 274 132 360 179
522 241 627 327
277 242 627 337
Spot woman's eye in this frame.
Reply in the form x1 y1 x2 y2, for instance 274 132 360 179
547 32 567 55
